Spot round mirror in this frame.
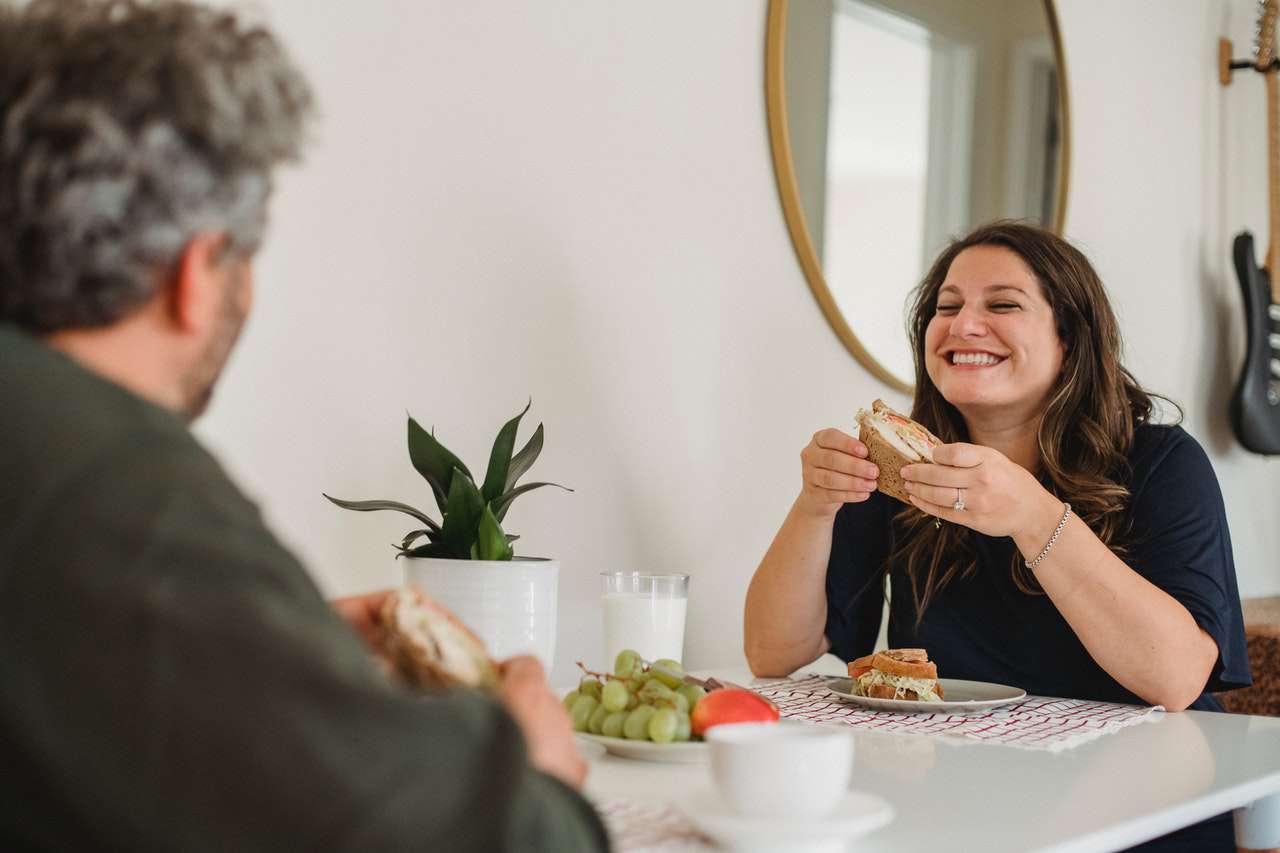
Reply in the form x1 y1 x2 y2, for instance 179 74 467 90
766 0 1071 391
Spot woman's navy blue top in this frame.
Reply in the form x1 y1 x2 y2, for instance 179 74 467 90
822 424 1251 852
823 423 1251 711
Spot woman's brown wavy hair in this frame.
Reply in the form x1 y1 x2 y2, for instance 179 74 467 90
891 221 1175 620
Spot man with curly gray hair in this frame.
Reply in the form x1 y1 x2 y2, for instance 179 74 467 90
0 0 312 415
0 2 607 851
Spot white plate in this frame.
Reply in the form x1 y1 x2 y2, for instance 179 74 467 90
681 786 894 852
576 733 708 763
825 676 1026 713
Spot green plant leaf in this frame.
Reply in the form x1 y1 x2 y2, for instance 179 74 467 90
323 495 441 533
440 467 485 558
395 541 454 559
407 416 472 514
475 504 514 561
505 422 544 492
399 529 439 549
490 481 573 523
482 400 531 503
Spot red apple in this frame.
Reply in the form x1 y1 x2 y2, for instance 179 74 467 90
690 688 780 737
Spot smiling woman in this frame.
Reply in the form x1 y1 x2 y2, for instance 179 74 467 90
744 221 1252 852
893 222 1159 607
925 249 1064 415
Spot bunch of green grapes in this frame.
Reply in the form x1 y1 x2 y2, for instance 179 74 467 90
562 649 708 743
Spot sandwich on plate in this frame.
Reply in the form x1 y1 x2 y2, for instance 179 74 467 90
855 399 942 504
379 585 499 690
848 649 944 701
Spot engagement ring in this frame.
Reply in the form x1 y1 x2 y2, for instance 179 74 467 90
953 487 966 512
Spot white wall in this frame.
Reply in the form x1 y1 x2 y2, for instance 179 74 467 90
197 0 1280 686
1063 0 1279 602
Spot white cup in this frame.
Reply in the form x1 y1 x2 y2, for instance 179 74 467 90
705 722 854 819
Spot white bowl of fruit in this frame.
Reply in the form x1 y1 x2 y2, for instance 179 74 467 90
565 649 779 762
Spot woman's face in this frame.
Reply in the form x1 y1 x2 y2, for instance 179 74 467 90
924 245 1065 421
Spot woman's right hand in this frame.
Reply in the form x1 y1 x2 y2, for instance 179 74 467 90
747 428 875 676
797 429 879 519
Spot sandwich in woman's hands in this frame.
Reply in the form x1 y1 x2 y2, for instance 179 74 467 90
379 585 499 690
847 648 945 701
855 400 942 504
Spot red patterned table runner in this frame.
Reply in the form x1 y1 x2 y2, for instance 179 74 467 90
754 675 1162 752
597 799 712 852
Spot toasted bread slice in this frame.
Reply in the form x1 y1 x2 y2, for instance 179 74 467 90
881 648 928 663
849 649 928 676
871 652 938 681
855 400 942 505
848 653 876 676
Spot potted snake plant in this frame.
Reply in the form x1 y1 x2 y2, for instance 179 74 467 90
325 401 569 667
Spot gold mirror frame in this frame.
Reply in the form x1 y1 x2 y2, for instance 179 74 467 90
765 0 1073 393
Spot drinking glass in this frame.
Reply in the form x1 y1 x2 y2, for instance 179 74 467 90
600 572 689 668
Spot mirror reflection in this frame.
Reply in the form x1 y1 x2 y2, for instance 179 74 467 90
772 0 1069 388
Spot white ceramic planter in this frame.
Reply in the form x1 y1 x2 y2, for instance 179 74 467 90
402 557 558 670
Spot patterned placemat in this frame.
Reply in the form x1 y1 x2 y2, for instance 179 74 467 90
754 676 1163 752
597 799 713 852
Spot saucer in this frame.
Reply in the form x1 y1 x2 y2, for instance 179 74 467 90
680 785 894 851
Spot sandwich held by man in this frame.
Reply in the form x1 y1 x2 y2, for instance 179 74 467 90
0 2 605 849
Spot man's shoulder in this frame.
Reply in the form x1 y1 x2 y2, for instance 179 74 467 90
1 326 199 470
0 327 253 542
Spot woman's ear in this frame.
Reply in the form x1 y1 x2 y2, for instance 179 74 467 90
166 232 230 335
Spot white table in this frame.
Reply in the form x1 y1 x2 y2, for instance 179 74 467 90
581 667 1280 852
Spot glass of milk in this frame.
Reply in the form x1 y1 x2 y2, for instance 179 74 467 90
600 572 689 667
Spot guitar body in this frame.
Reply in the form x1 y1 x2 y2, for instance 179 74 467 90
1230 231 1280 454
1227 1 1280 454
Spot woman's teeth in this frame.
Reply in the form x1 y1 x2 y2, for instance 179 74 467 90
951 352 1003 366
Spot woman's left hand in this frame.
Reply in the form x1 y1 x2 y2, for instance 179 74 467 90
899 443 1054 538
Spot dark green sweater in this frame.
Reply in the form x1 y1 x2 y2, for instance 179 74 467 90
0 326 608 852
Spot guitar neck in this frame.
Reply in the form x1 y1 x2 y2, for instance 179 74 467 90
1270 71 1280 293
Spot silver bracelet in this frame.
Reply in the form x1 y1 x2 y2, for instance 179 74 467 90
1025 503 1071 569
